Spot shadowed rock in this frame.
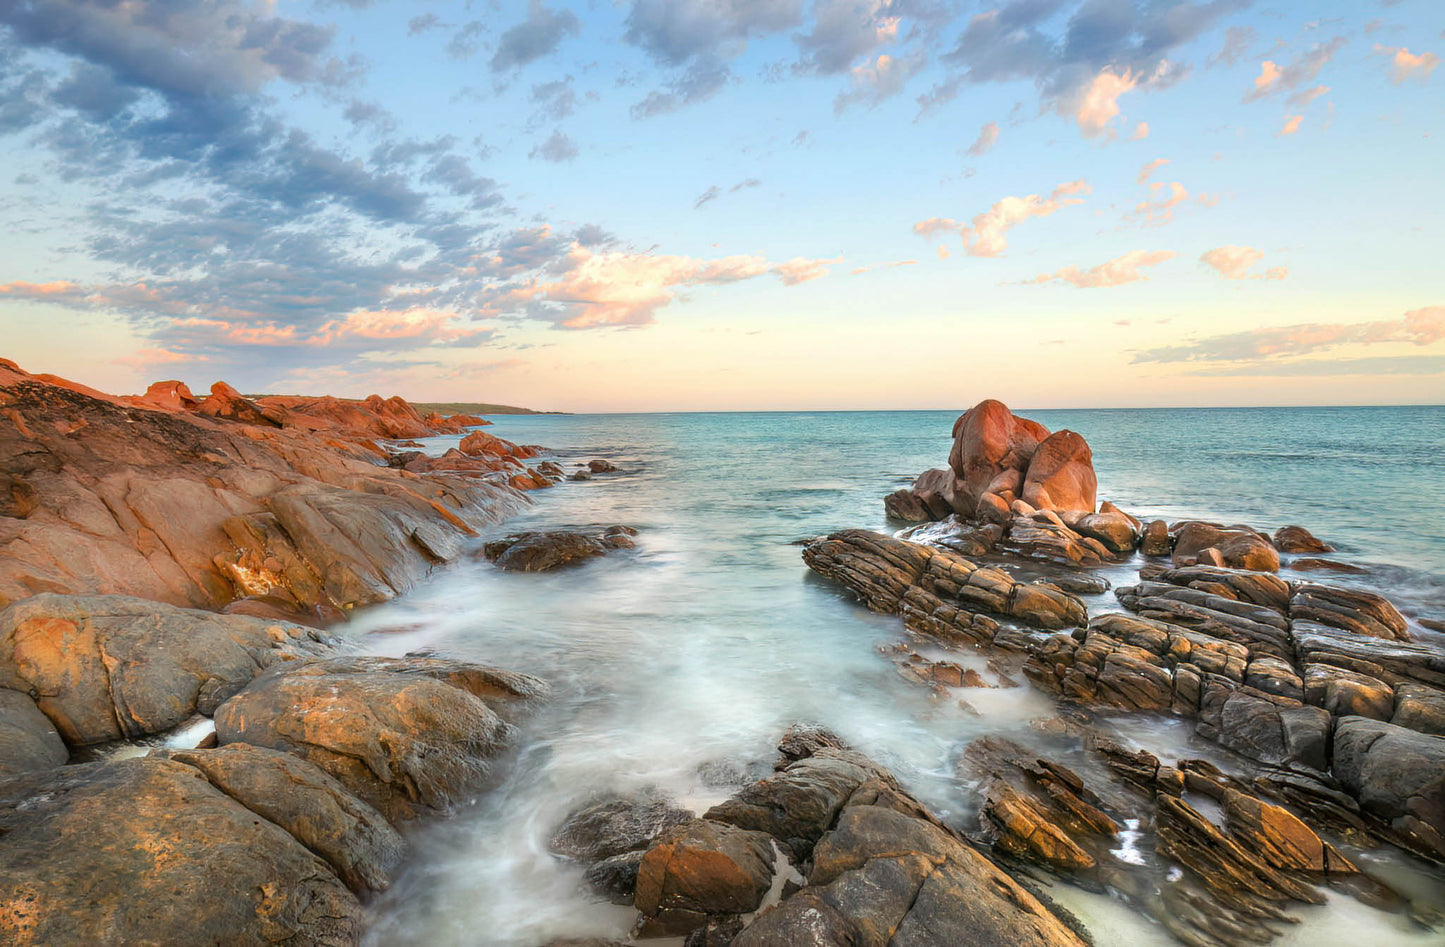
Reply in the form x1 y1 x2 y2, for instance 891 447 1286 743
0 687 66 778
483 526 638 572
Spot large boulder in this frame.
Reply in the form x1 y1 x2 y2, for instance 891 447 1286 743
0 688 67 778
213 656 546 821
1332 716 1445 860
633 819 778 936
1021 431 1097 513
947 400 1050 516
0 756 362 945
1171 523 1280 572
167 743 406 894
0 594 332 746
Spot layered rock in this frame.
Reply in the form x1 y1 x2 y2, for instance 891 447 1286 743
550 795 694 904
713 740 1087 947
0 360 541 613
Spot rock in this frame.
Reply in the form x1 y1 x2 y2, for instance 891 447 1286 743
731 768 1087 946
1332 716 1445 860
1066 511 1139 554
0 360 531 613
947 399 1050 516
0 593 331 746
551 795 694 862
896 515 999 557
1222 788 1356 875
1141 520 1172 556
1392 683 1445 736
1274 525 1333 553
1290 584 1411 641
884 488 931 522
633 819 777 937
0 757 362 945
459 429 535 458
197 381 284 428
213 655 545 821
910 468 957 520
570 469 594 481
587 459 618 473
706 748 890 860
776 723 849 766
483 528 637 572
1021 431 1097 513
997 515 1106 567
1171 522 1279 572
0 687 67 778
168 742 406 894
1196 681 1331 771
1303 664 1394 720
586 851 647 904
1291 557 1365 575
976 491 1012 525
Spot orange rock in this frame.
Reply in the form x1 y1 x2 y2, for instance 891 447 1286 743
1021 430 1097 513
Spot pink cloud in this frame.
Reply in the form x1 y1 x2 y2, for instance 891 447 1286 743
1134 181 1188 225
775 256 843 286
1128 121 1150 140
1069 68 1139 138
1136 157 1169 184
1279 114 1303 136
915 181 1090 257
1023 249 1177 289
1200 245 1288 281
967 121 999 157
1134 306 1445 363
1375 45 1441 84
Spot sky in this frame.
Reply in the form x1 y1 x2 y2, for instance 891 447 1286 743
0 0 1441 412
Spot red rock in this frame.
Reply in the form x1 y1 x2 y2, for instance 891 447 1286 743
948 399 1050 515
1021 430 1097 513
1172 522 1280 572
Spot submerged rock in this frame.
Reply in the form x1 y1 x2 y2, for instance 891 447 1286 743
1274 525 1333 554
484 527 638 572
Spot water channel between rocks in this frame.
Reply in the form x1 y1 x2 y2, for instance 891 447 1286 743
349 408 1445 947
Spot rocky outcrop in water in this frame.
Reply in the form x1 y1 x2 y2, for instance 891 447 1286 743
484 526 638 572
628 730 1088 945
0 358 544 615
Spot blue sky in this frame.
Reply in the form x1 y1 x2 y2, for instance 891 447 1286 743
0 0 1441 410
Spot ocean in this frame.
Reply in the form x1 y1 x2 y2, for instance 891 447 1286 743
352 407 1445 946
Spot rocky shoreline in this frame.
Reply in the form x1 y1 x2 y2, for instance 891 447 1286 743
2 380 1442 945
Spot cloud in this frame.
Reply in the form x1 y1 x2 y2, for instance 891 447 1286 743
795 0 900 75
529 130 579 163
1023 249 1177 288
1374 45 1441 84
913 180 1090 257
694 185 723 209
491 1 580 73
1134 180 1188 225
1132 306 1444 364
1176 355 1445 377
408 14 443 36
966 121 999 157
1128 120 1149 139
495 243 835 329
1199 245 1288 280
941 0 1238 137
1243 37 1347 102
1279 114 1303 136
1069 67 1140 137
1287 84 1329 108
530 78 577 124
1210 25 1255 66
834 51 926 114
775 255 842 285
1137 157 1169 183
850 259 918 276
694 178 761 209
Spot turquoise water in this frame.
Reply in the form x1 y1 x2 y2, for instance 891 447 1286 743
356 407 1445 946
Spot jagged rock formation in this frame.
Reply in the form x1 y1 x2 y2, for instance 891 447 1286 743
0 359 549 616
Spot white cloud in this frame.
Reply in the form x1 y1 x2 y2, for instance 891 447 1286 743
914 181 1090 257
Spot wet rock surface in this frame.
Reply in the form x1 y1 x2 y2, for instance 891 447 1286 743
483 526 638 571
0 686 66 778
